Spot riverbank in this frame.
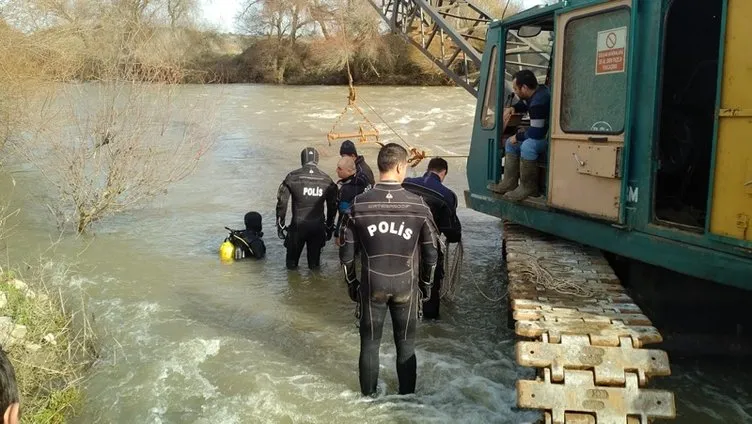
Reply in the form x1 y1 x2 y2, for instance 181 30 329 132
1 16 454 88
191 36 454 86
0 264 96 424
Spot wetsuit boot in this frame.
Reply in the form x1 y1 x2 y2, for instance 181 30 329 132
487 153 519 195
504 158 539 202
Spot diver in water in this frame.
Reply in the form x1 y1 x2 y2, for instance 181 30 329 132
220 211 267 260
339 143 439 397
276 147 338 270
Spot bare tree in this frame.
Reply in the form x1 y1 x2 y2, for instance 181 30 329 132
237 0 295 41
15 71 218 234
165 0 197 29
235 0 315 82
309 0 336 39
3 0 219 234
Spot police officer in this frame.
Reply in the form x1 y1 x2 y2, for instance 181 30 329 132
339 143 439 397
276 147 337 270
403 157 462 319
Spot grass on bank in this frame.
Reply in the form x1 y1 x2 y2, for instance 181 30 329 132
0 263 97 424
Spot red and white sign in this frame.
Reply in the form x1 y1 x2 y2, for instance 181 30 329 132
596 26 627 75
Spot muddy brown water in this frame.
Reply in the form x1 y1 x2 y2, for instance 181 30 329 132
0 84 749 423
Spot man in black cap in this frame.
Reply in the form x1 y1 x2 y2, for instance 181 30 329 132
276 147 338 270
340 140 375 189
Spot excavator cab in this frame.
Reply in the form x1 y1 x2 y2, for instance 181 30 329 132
476 6 556 205
501 17 555 196
466 0 752 285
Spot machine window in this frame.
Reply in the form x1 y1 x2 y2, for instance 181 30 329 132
481 46 498 129
560 8 631 134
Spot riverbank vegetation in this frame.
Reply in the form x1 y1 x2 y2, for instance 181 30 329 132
0 195 97 423
0 266 97 424
1 1 221 234
0 0 529 86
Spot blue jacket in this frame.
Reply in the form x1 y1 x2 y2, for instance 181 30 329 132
402 172 461 243
513 85 551 142
334 174 367 236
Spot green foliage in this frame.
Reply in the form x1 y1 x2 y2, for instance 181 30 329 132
0 268 96 424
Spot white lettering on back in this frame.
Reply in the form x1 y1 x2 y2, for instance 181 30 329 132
303 187 323 197
366 221 413 240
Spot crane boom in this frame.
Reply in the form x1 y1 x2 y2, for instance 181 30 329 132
365 0 495 97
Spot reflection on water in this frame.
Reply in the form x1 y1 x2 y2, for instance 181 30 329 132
0 85 749 423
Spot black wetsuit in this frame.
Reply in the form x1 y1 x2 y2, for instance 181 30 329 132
229 230 266 259
276 164 337 269
339 181 439 396
403 172 462 319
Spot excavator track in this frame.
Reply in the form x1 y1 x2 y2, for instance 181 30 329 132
503 221 677 424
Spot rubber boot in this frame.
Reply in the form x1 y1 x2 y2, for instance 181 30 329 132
503 158 539 202
487 153 519 195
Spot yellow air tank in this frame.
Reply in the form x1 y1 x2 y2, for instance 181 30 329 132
219 240 235 262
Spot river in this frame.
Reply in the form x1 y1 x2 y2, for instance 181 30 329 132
1 84 750 423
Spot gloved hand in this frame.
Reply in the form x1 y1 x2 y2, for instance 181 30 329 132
419 281 432 302
326 224 335 241
277 223 287 240
418 263 435 302
347 279 360 302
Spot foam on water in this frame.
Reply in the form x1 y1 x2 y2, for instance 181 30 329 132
420 121 437 132
395 115 414 124
305 112 341 120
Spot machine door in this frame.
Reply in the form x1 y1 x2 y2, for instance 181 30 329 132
547 0 633 221
708 1 752 243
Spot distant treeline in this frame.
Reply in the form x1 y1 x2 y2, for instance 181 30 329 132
0 0 524 87
188 35 453 86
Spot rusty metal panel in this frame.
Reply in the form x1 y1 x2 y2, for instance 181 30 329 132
546 413 641 424
548 138 622 220
503 220 675 422
514 308 652 326
719 108 752 117
512 299 643 314
516 319 663 347
517 336 671 386
574 144 622 179
518 369 675 424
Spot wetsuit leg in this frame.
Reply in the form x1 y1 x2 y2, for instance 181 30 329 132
358 291 388 396
305 224 326 269
422 249 444 319
389 294 418 394
285 226 305 270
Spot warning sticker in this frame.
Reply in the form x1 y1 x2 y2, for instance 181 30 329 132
596 26 627 75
